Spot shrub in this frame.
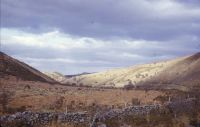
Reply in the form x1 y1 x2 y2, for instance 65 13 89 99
123 84 134 90
123 81 135 90
72 83 76 86
153 95 169 104
0 91 12 113
24 84 31 90
131 98 140 105
79 83 83 87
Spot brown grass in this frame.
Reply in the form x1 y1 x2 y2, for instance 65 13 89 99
0 77 164 114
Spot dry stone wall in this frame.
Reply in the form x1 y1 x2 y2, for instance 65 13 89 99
0 98 196 127
96 104 161 121
0 111 90 127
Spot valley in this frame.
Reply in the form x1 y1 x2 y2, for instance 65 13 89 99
0 52 200 127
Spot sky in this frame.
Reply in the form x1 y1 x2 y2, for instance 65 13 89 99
1 0 200 74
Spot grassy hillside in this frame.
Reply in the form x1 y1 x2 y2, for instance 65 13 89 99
0 52 57 83
62 53 200 90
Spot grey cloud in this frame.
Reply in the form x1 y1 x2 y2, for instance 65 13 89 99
1 0 200 40
1 0 200 74
2 32 199 74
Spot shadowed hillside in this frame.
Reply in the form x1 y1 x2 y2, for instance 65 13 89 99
142 52 200 89
0 52 57 83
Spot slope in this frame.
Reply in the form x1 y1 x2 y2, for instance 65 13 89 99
62 52 200 89
0 52 57 83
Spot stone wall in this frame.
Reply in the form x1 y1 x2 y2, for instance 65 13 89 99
96 104 161 121
0 111 90 127
91 98 196 127
0 98 196 127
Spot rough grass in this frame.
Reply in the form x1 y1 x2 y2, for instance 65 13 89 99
0 78 164 114
1 78 200 127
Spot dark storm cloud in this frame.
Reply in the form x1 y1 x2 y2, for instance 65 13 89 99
1 0 200 40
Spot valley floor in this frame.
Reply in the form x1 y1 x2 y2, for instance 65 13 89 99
0 77 164 113
0 77 200 127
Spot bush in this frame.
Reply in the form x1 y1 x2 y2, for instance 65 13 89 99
0 91 12 113
24 84 31 90
131 98 140 105
72 83 76 86
123 84 134 90
153 95 169 104
79 83 83 87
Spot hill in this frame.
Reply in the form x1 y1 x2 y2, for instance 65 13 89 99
43 72 66 83
65 72 91 78
0 52 57 83
62 52 200 90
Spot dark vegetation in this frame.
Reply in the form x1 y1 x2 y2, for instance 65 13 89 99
0 52 56 83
